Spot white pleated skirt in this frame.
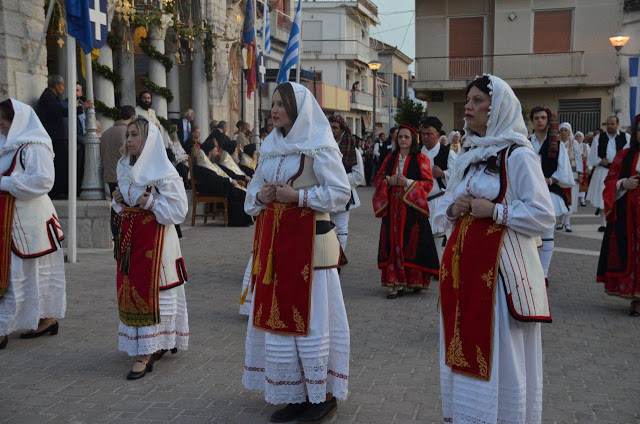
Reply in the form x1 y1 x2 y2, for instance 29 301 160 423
118 284 189 356
0 250 66 336
239 255 253 316
243 268 350 405
568 183 579 214
586 166 607 209
550 192 569 217
440 278 543 424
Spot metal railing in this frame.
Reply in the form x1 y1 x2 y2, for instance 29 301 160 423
415 52 585 81
302 39 374 59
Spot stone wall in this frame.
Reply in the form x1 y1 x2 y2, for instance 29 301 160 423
0 0 48 104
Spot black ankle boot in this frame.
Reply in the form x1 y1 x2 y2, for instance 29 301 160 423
270 402 309 423
298 397 337 423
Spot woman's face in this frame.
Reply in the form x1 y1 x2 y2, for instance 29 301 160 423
575 133 584 144
271 89 293 132
193 127 201 141
559 127 570 140
126 124 144 157
0 115 11 137
452 133 460 144
465 86 491 137
397 128 413 151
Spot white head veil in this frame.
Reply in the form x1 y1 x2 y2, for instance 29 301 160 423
574 131 584 141
126 123 181 187
258 82 339 160
448 74 532 191
559 122 574 141
446 131 460 146
0 98 53 156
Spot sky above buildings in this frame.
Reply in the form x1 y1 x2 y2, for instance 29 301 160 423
370 0 415 74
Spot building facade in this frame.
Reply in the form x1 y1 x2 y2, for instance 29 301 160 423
414 0 624 133
301 0 380 137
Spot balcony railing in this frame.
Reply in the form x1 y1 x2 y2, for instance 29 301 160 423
305 82 351 112
302 39 374 60
350 90 373 109
416 52 585 82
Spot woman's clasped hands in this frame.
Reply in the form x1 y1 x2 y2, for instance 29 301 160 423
451 195 496 219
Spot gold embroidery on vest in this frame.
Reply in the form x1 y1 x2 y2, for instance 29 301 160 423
476 345 488 378
265 276 287 330
254 303 263 326
481 268 495 288
292 306 305 333
446 302 469 368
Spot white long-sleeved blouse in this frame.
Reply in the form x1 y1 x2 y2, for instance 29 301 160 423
0 144 54 200
434 146 555 238
112 160 188 226
244 149 351 216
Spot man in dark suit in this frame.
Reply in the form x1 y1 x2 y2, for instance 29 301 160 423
173 108 194 146
36 75 92 199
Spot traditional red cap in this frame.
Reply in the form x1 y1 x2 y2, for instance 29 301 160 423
398 123 419 137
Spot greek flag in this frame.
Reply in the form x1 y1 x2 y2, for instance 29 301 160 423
264 0 272 55
630 58 640 122
276 0 301 84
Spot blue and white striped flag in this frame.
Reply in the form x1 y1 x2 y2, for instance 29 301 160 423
264 0 272 55
276 0 301 84
630 58 640 122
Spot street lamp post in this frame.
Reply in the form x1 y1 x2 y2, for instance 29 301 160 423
609 33 632 55
368 60 381 142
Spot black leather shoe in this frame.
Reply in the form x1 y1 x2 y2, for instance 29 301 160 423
152 348 178 361
126 357 154 380
20 321 58 339
0 336 7 350
298 397 337 423
598 226 606 233
270 402 309 423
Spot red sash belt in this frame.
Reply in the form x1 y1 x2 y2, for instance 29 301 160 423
251 202 315 336
115 207 165 326
0 192 15 298
440 215 506 381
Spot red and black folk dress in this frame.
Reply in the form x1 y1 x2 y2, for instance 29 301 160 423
597 147 640 299
373 151 439 289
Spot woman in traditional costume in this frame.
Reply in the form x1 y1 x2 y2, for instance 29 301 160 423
446 131 461 153
597 114 640 317
112 118 189 380
435 75 555 423
575 131 590 207
373 123 439 299
558 122 583 232
0 99 66 350
242 82 351 423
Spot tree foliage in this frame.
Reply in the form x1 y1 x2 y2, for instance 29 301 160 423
394 97 425 129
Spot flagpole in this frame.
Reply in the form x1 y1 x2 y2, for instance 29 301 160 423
253 0 260 145
296 1 302 84
66 35 77 264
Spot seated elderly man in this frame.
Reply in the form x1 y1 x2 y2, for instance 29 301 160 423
186 138 252 227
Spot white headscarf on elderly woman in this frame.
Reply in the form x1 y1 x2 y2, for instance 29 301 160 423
446 131 460 146
447 74 533 191
258 82 339 161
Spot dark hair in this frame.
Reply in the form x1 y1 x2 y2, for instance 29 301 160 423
137 91 151 102
218 120 228 129
210 120 219 132
529 106 549 121
244 143 257 157
389 127 398 135
0 99 15 122
465 75 491 97
608 115 620 124
119 105 136 120
236 120 244 129
274 83 298 134
396 126 421 155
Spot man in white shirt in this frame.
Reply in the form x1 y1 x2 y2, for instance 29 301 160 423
419 117 456 260
587 116 631 231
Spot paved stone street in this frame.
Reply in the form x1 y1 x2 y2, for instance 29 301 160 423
0 188 638 424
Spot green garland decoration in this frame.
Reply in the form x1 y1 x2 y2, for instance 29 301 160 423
92 60 123 88
140 76 174 103
204 25 214 82
158 116 177 134
140 37 173 72
95 100 120 121
107 32 121 52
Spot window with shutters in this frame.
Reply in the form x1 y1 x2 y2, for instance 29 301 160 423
449 17 484 79
533 10 572 53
